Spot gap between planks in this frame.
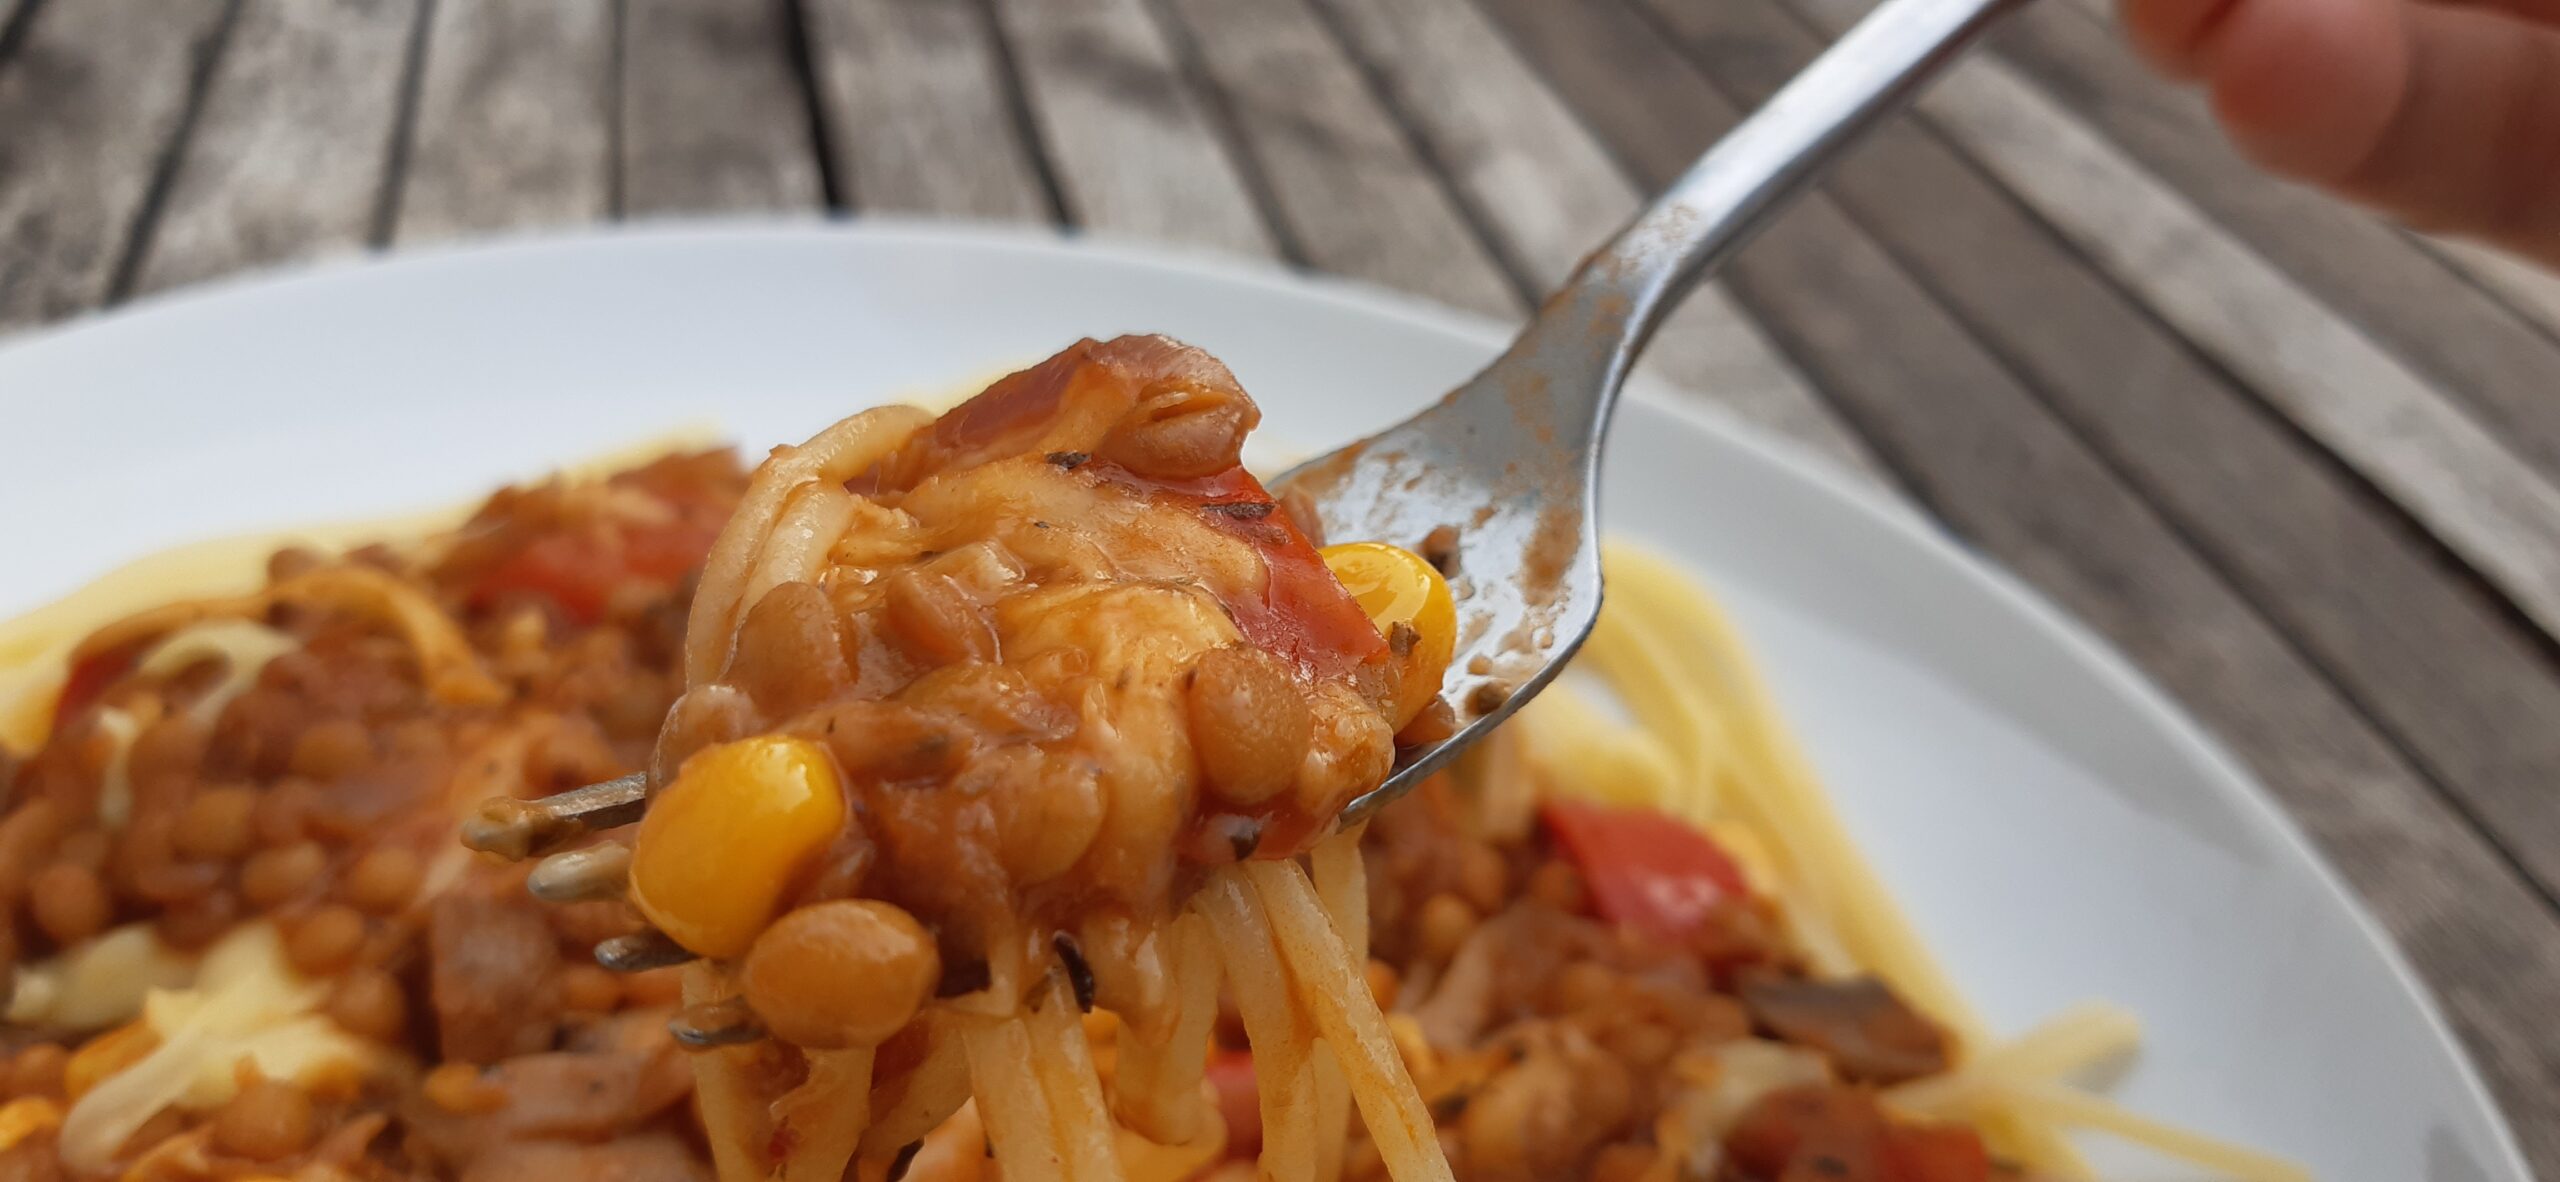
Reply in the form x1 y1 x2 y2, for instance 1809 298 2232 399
126 0 419 296
1789 0 2560 653
796 0 1055 222
1299 0 1887 481
1602 0 2560 913
0 0 236 331
1989 0 2560 489
1481 0 2560 1167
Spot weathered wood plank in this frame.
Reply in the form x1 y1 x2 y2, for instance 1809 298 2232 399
392 0 613 243
129 0 417 296
0 0 234 331
1578 0 2560 1162
1152 0 1517 319
619 0 823 217
2425 234 2560 342
1635 0 2560 890
1989 2 2560 488
798 0 1051 221
1779 0 2560 651
1302 0 1880 478
989 0 1272 257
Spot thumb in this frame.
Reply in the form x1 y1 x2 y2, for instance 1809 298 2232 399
2202 0 2560 259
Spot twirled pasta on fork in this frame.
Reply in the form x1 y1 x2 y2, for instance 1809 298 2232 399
0 334 2309 1182
573 336 1460 1182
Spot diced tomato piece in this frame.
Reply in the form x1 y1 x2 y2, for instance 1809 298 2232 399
1728 1086 1879 1177
1106 464 1385 681
1205 1049 1261 1158
1726 1086 1990 1182
467 518 718 626
1538 798 1748 943
928 342 1090 458
51 645 138 730
877 338 1383 680
1729 1086 1908 1181
1883 1125 1992 1182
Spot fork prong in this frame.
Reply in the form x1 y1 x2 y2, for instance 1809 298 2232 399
461 772 648 861
528 842 632 903
669 996 763 1048
596 927 696 972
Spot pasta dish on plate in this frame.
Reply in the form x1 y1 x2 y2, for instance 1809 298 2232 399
0 337 2303 1182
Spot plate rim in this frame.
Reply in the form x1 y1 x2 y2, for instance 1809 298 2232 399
1 216 2531 1177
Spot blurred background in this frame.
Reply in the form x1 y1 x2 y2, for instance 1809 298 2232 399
4 0 2560 1172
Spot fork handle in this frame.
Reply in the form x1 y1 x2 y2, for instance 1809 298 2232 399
1510 0 2031 454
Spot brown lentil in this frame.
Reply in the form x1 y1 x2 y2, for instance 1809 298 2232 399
1455 843 1508 915
622 967 687 1008
240 842 328 907
422 1064 506 1114
54 830 109 873
211 1078 317 1160
558 964 623 1014
1417 893 1477 962
740 900 940 1050
288 719 372 781
0 799 68 900
1526 860 1586 913
1364 959 1400 1012
326 969 409 1043
286 905 368 976
251 780 317 848
172 786 258 861
339 846 424 914
5 1044 68 1100
27 862 111 945
154 890 240 951
1186 646 1312 807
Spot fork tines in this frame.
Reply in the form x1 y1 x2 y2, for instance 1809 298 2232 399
596 927 697 972
460 772 649 860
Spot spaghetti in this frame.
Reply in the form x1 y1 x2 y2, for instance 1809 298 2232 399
0 334 2310 1182
619 336 1460 1182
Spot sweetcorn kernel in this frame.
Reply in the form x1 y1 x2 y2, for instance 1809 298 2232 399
629 737 848 959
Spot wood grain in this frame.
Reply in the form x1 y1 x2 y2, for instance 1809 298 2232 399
1646 0 2560 887
392 0 613 243
1302 0 1880 478
128 0 417 296
1152 0 1516 319
1783 0 2560 650
1989 3 2560 488
0 0 235 331
1598 0 2560 1160
797 0 1050 221
619 0 822 217
2425 234 2560 342
991 0 1272 257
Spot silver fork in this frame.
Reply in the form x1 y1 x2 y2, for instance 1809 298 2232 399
463 0 2028 1004
1285 0 2027 823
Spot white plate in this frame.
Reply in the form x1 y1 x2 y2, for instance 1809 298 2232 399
0 222 2524 1181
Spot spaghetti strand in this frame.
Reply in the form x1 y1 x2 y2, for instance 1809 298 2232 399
1242 862 1456 1182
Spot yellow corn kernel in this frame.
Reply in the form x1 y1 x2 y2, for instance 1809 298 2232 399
1320 542 1456 729
629 736 847 959
64 1022 159 1101
0 1097 61 1152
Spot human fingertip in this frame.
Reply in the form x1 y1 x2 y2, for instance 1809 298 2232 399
2118 0 2239 78
2204 0 2406 181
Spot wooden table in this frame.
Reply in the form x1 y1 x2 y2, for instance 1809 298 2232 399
6 0 2560 1169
